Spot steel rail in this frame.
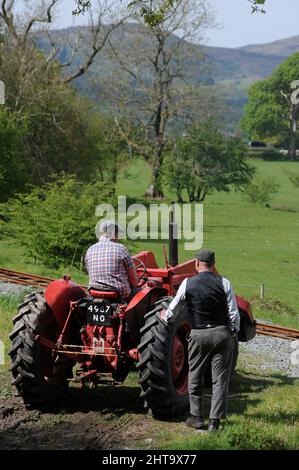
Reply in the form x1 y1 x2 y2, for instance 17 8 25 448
1 267 299 341
255 321 299 340
0 268 54 288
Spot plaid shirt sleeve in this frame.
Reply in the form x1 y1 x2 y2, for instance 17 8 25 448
121 246 135 270
85 249 90 274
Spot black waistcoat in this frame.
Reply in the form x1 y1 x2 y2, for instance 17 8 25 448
186 271 228 328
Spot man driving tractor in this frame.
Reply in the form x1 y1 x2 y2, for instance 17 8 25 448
85 220 140 302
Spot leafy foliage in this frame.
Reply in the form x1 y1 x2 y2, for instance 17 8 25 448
0 110 29 202
164 122 255 202
4 175 115 268
242 175 280 206
0 44 126 201
286 171 299 188
73 1 267 25
241 53 299 158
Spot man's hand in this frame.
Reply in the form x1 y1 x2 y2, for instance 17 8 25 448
230 328 238 338
160 308 168 322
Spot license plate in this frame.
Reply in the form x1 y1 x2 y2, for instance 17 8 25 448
87 301 112 326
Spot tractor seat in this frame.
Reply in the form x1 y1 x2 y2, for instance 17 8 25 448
89 284 120 300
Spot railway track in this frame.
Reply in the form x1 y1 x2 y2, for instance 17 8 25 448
255 322 299 340
1 267 299 341
0 268 54 288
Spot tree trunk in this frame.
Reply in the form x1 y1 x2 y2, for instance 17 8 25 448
288 132 296 161
145 159 165 199
288 104 297 161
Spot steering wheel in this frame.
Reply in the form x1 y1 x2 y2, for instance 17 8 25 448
132 257 147 282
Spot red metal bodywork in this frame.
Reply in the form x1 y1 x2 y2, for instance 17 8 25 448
42 250 253 386
45 277 86 330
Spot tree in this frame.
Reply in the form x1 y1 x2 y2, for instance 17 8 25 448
73 0 267 26
0 110 28 201
104 0 216 198
4 175 115 268
241 53 299 160
0 3 128 198
0 0 125 84
0 45 116 191
164 121 255 203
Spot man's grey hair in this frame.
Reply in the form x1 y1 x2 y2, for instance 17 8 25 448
97 220 124 239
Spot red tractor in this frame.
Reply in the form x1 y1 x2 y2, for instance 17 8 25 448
9 224 256 418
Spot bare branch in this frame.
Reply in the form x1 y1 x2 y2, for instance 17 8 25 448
22 0 60 45
0 0 18 41
63 10 124 83
114 116 150 161
45 31 59 63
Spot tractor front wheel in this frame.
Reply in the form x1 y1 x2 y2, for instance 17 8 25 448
137 297 192 418
9 291 72 408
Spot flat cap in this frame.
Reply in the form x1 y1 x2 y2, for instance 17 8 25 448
98 220 124 235
195 248 215 264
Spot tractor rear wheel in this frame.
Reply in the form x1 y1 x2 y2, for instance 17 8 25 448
9 291 72 408
137 297 193 418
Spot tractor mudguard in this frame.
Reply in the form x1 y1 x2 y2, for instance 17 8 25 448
125 286 168 346
45 278 86 331
236 295 256 342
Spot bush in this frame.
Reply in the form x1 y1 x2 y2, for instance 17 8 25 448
242 175 280 206
4 175 115 268
287 171 299 188
259 149 289 161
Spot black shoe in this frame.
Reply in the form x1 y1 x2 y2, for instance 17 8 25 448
208 419 220 432
186 415 205 430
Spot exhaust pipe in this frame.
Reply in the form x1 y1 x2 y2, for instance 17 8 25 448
169 202 178 267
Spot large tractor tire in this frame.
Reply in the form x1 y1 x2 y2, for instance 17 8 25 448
137 297 193 418
9 291 72 408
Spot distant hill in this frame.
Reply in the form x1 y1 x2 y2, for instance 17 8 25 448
202 45 284 82
238 35 299 57
36 25 299 131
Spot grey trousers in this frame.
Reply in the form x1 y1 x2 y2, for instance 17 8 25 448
188 326 234 420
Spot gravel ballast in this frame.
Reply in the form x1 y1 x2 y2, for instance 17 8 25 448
1 282 298 378
0 281 30 297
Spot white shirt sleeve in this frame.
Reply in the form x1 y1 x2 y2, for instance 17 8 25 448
222 277 240 332
165 278 188 323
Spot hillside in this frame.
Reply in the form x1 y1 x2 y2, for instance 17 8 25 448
238 34 299 57
35 25 299 130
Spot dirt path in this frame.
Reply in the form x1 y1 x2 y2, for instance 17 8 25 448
0 372 155 450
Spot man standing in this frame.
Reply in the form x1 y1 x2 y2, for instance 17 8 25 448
163 249 240 432
85 220 139 301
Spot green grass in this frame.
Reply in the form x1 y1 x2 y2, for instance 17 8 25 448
1 158 298 450
0 293 27 349
145 363 299 450
118 158 299 328
0 158 299 328
0 239 88 285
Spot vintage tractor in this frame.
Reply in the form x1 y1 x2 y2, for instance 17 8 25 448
9 220 256 418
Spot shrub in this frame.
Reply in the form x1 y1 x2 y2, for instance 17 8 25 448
4 175 115 268
242 175 280 206
287 171 299 188
260 149 288 161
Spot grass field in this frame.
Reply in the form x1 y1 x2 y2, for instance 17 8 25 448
1 157 298 327
0 158 298 450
